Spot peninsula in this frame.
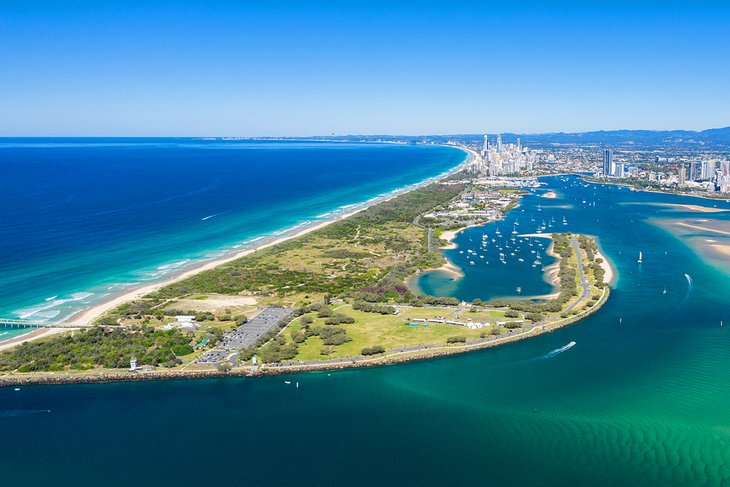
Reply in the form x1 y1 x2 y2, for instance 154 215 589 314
0 159 611 386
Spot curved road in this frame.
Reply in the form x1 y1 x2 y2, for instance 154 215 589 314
563 236 591 314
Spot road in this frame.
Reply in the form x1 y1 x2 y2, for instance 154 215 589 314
412 215 434 252
562 236 591 314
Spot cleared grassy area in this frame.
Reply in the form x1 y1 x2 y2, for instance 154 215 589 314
289 305 511 360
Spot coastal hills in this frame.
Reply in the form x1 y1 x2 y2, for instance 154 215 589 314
291 126 730 148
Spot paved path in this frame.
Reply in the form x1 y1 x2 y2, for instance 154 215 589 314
563 236 591 314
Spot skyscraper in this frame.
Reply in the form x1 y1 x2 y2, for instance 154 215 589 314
496 134 503 153
689 161 701 181
701 160 717 180
678 165 687 187
603 149 612 177
482 135 489 154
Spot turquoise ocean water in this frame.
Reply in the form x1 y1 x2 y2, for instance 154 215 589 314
2 170 730 485
0 139 465 340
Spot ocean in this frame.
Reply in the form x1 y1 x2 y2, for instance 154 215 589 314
0 139 465 339
3 171 730 485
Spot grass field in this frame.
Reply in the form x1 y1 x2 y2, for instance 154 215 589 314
285 305 512 360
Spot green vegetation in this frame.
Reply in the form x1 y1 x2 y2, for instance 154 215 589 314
0 327 194 372
145 183 462 303
362 345 385 355
352 302 396 314
281 304 513 361
0 166 612 373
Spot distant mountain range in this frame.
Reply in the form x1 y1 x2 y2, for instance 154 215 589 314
303 126 730 149
509 126 730 146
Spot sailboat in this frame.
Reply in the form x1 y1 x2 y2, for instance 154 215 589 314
637 251 643 264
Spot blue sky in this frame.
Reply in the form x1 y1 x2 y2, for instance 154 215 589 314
1 0 729 136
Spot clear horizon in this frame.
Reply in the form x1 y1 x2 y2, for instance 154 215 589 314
2 0 729 136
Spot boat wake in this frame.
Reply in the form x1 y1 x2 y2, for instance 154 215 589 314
0 409 52 418
542 341 576 359
495 342 576 369
685 273 693 289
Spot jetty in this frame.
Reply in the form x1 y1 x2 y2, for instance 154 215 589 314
0 318 96 330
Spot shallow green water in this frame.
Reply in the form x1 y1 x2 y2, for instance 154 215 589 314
2 176 730 486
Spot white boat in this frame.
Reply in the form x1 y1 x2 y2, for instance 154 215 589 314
638 251 643 263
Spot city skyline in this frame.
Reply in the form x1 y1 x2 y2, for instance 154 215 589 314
1 0 729 136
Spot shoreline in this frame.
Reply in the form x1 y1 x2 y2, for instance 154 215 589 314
592 238 616 285
0 327 72 352
0 283 612 389
0 156 622 385
2 146 472 346
581 175 730 204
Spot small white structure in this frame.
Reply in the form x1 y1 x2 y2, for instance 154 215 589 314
165 315 199 331
252 356 258 366
130 356 138 371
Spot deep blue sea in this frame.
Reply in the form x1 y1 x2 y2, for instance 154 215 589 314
0 139 465 336
3 176 730 486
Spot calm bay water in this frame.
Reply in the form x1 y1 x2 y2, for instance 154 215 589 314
0 139 465 338
3 176 730 485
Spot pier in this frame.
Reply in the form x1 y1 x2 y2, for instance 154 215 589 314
0 319 96 329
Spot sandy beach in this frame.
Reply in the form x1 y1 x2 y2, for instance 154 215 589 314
595 247 615 285
0 327 73 352
541 191 557 199
673 220 730 237
650 203 729 213
1 147 472 349
438 228 462 249
707 244 730 257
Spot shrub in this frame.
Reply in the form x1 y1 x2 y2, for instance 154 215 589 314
446 336 467 344
525 313 543 323
324 314 356 325
352 302 396 315
361 345 385 356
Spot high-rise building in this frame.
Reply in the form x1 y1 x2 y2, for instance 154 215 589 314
678 165 687 187
603 149 612 177
719 161 730 193
482 135 489 154
689 161 701 181
496 134 503 153
701 160 717 180
615 162 625 178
